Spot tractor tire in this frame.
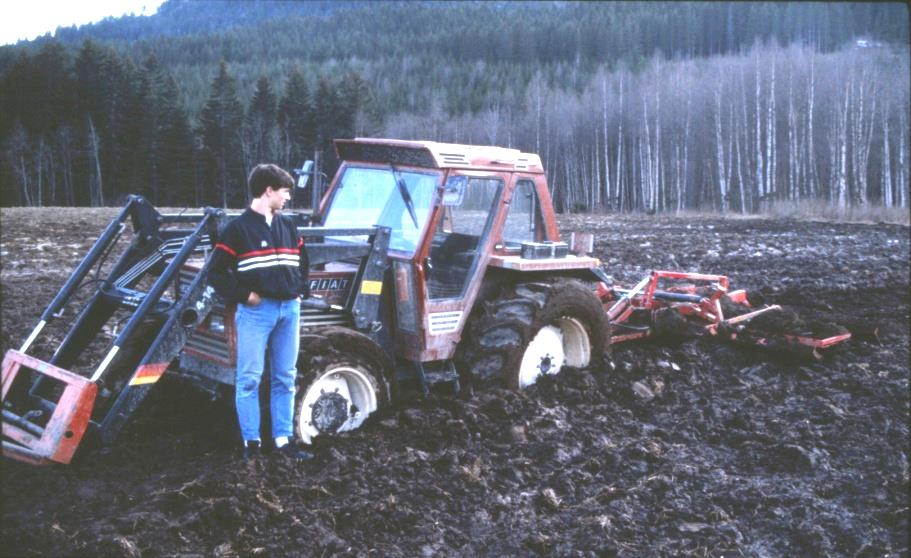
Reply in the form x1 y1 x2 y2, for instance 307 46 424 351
458 279 611 389
293 326 392 445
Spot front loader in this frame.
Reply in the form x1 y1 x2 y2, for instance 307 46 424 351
2 138 851 465
3 198 222 464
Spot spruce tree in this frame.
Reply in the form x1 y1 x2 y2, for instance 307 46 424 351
278 67 315 168
199 61 245 207
245 75 278 168
140 55 195 204
30 41 74 138
108 56 146 202
74 40 112 131
158 74 196 206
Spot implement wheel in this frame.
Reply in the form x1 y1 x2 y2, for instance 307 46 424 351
458 279 611 389
293 327 391 445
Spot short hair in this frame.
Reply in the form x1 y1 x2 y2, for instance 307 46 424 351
248 164 294 197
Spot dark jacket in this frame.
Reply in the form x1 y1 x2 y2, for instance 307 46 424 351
209 208 309 304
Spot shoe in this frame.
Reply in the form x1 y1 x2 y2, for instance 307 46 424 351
242 440 261 460
274 442 314 461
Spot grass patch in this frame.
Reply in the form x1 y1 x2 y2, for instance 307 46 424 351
560 201 909 225
758 199 909 225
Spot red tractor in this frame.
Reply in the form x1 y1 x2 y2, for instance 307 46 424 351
1 138 849 464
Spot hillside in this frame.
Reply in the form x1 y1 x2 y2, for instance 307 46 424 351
1 1 908 214
5 1 906 114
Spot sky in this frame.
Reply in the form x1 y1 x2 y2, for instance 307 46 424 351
1 0 166 46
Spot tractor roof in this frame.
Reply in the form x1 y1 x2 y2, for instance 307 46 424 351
334 138 544 173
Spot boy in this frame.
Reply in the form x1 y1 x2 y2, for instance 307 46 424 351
209 164 312 460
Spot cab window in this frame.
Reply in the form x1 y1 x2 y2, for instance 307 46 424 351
501 179 543 248
426 177 502 300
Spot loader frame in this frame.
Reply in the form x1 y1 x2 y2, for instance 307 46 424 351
3 197 222 463
2 194 395 465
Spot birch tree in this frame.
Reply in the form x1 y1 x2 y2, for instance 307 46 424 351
898 100 908 208
87 115 104 207
836 76 851 209
765 50 776 200
881 96 893 207
714 76 729 212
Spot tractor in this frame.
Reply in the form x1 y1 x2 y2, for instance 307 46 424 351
1 138 849 465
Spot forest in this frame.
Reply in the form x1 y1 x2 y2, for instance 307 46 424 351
0 1 908 212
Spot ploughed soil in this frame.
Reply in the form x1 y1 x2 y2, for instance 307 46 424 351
1 207 908 557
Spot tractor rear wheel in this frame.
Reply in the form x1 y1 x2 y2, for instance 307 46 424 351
458 279 611 389
293 327 392 445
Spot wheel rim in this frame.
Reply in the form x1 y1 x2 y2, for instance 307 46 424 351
297 366 379 445
517 316 591 388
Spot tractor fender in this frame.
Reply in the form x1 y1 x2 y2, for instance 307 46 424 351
480 266 608 296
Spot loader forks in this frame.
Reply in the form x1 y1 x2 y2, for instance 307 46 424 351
2 196 221 464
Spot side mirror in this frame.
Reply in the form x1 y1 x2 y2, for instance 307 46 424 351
569 232 594 256
294 160 314 189
442 175 467 206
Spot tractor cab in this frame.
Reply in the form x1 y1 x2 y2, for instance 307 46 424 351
308 139 601 369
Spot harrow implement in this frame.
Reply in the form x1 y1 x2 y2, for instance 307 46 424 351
598 270 852 358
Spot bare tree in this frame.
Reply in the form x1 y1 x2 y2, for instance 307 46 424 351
787 62 798 201
653 59 663 212
714 76 729 212
7 122 32 206
881 96 893 207
765 50 777 201
641 93 653 212
87 116 105 207
737 64 752 212
601 71 611 211
35 138 48 207
615 72 624 210
850 59 877 206
898 99 908 208
380 41 908 214
806 50 819 198
56 125 75 206
681 76 692 212
836 76 851 209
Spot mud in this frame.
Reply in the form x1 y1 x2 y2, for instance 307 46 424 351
1 208 909 557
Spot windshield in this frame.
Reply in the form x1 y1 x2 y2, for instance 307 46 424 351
322 166 440 254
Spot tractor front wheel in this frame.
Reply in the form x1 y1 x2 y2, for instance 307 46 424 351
458 279 611 389
293 327 391 445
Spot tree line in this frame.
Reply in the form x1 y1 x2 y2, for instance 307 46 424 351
1 40 369 207
0 1 908 211
384 42 909 213
7 2 904 119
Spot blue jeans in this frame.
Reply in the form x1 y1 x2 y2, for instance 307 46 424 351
234 297 300 442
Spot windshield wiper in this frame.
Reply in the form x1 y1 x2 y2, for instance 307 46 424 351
391 165 419 229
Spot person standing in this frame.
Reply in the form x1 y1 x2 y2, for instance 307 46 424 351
209 164 313 460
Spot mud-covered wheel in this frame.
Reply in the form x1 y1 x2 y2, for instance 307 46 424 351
293 327 392 445
458 279 611 389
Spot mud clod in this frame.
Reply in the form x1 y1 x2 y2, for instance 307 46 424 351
631 381 656 401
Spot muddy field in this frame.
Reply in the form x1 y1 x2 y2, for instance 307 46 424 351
1 207 909 557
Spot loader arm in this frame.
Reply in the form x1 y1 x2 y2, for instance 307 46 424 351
2 200 223 464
